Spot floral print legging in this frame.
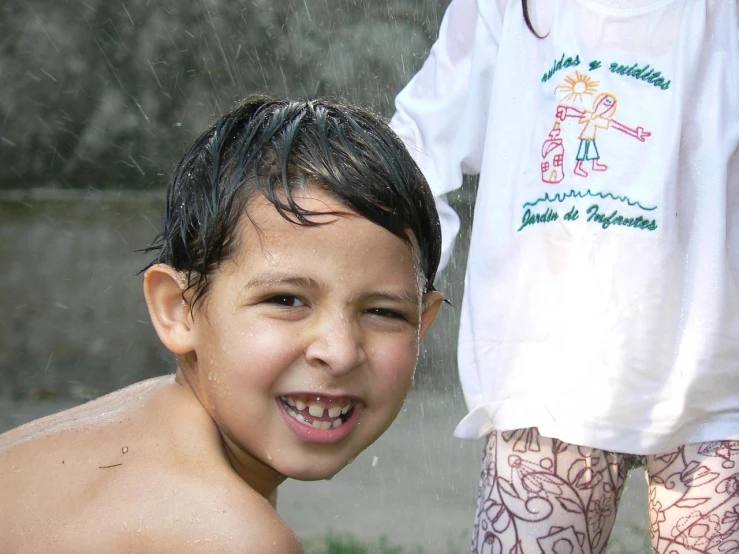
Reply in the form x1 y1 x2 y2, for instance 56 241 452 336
472 429 739 553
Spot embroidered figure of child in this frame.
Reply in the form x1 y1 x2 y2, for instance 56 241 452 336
556 92 651 177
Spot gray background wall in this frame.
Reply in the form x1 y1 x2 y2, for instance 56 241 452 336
1 0 446 190
0 0 478 400
1 190 163 397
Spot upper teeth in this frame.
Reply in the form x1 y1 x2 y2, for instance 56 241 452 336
280 396 354 430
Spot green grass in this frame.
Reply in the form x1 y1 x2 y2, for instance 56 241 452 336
603 533 653 554
304 531 651 554
304 533 423 554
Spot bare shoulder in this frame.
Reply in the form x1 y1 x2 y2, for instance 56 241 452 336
136 478 303 554
0 376 303 553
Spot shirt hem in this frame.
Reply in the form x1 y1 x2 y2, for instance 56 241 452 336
453 403 739 455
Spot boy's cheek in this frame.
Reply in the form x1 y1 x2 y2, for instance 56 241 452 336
370 341 419 387
372 332 419 362
199 327 297 377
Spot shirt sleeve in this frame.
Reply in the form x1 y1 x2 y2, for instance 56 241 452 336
728 0 739 282
390 0 504 274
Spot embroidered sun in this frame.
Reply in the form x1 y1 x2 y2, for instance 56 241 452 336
556 71 600 103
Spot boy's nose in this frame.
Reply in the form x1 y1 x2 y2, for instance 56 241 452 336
304 311 366 376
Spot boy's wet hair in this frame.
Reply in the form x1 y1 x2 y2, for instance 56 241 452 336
145 95 441 307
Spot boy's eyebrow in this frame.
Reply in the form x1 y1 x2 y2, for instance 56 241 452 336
240 274 321 292
358 290 420 305
240 274 420 304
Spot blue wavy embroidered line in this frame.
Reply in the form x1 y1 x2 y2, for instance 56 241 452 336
523 189 657 211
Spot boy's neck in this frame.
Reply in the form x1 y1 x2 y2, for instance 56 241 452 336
173 368 287 499
221 432 288 499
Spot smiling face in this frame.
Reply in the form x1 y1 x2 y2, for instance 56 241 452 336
593 93 618 119
176 187 440 488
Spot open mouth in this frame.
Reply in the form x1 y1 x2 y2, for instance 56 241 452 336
279 395 355 430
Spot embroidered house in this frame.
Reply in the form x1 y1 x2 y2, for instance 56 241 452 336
541 122 565 184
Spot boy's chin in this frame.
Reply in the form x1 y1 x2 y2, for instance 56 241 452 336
280 457 357 482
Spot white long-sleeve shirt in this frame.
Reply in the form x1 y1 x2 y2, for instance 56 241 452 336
391 0 739 454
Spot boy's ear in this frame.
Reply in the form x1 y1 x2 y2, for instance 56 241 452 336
419 291 445 341
143 264 196 355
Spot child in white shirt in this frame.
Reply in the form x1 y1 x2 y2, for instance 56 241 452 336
391 1 739 551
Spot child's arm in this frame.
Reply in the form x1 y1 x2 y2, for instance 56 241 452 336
555 104 584 121
390 0 505 273
555 105 650 142
610 120 651 142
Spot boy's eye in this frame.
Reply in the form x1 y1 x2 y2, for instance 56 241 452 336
265 295 305 308
366 308 408 321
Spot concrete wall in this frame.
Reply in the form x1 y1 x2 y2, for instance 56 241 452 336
0 190 168 399
0 186 475 400
1 0 445 190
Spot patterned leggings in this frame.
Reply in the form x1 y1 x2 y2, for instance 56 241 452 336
472 429 739 554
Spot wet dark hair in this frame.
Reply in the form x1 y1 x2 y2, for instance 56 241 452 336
144 95 442 307
522 0 546 39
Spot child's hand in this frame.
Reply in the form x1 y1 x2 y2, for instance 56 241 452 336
555 105 567 121
636 127 651 142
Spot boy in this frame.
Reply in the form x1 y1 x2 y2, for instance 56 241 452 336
0 96 444 553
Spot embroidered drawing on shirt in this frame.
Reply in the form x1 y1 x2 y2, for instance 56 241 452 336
541 122 565 183
556 71 599 103
522 60 665 234
541 73 602 183
541 70 652 181
524 189 657 212
556 92 651 178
